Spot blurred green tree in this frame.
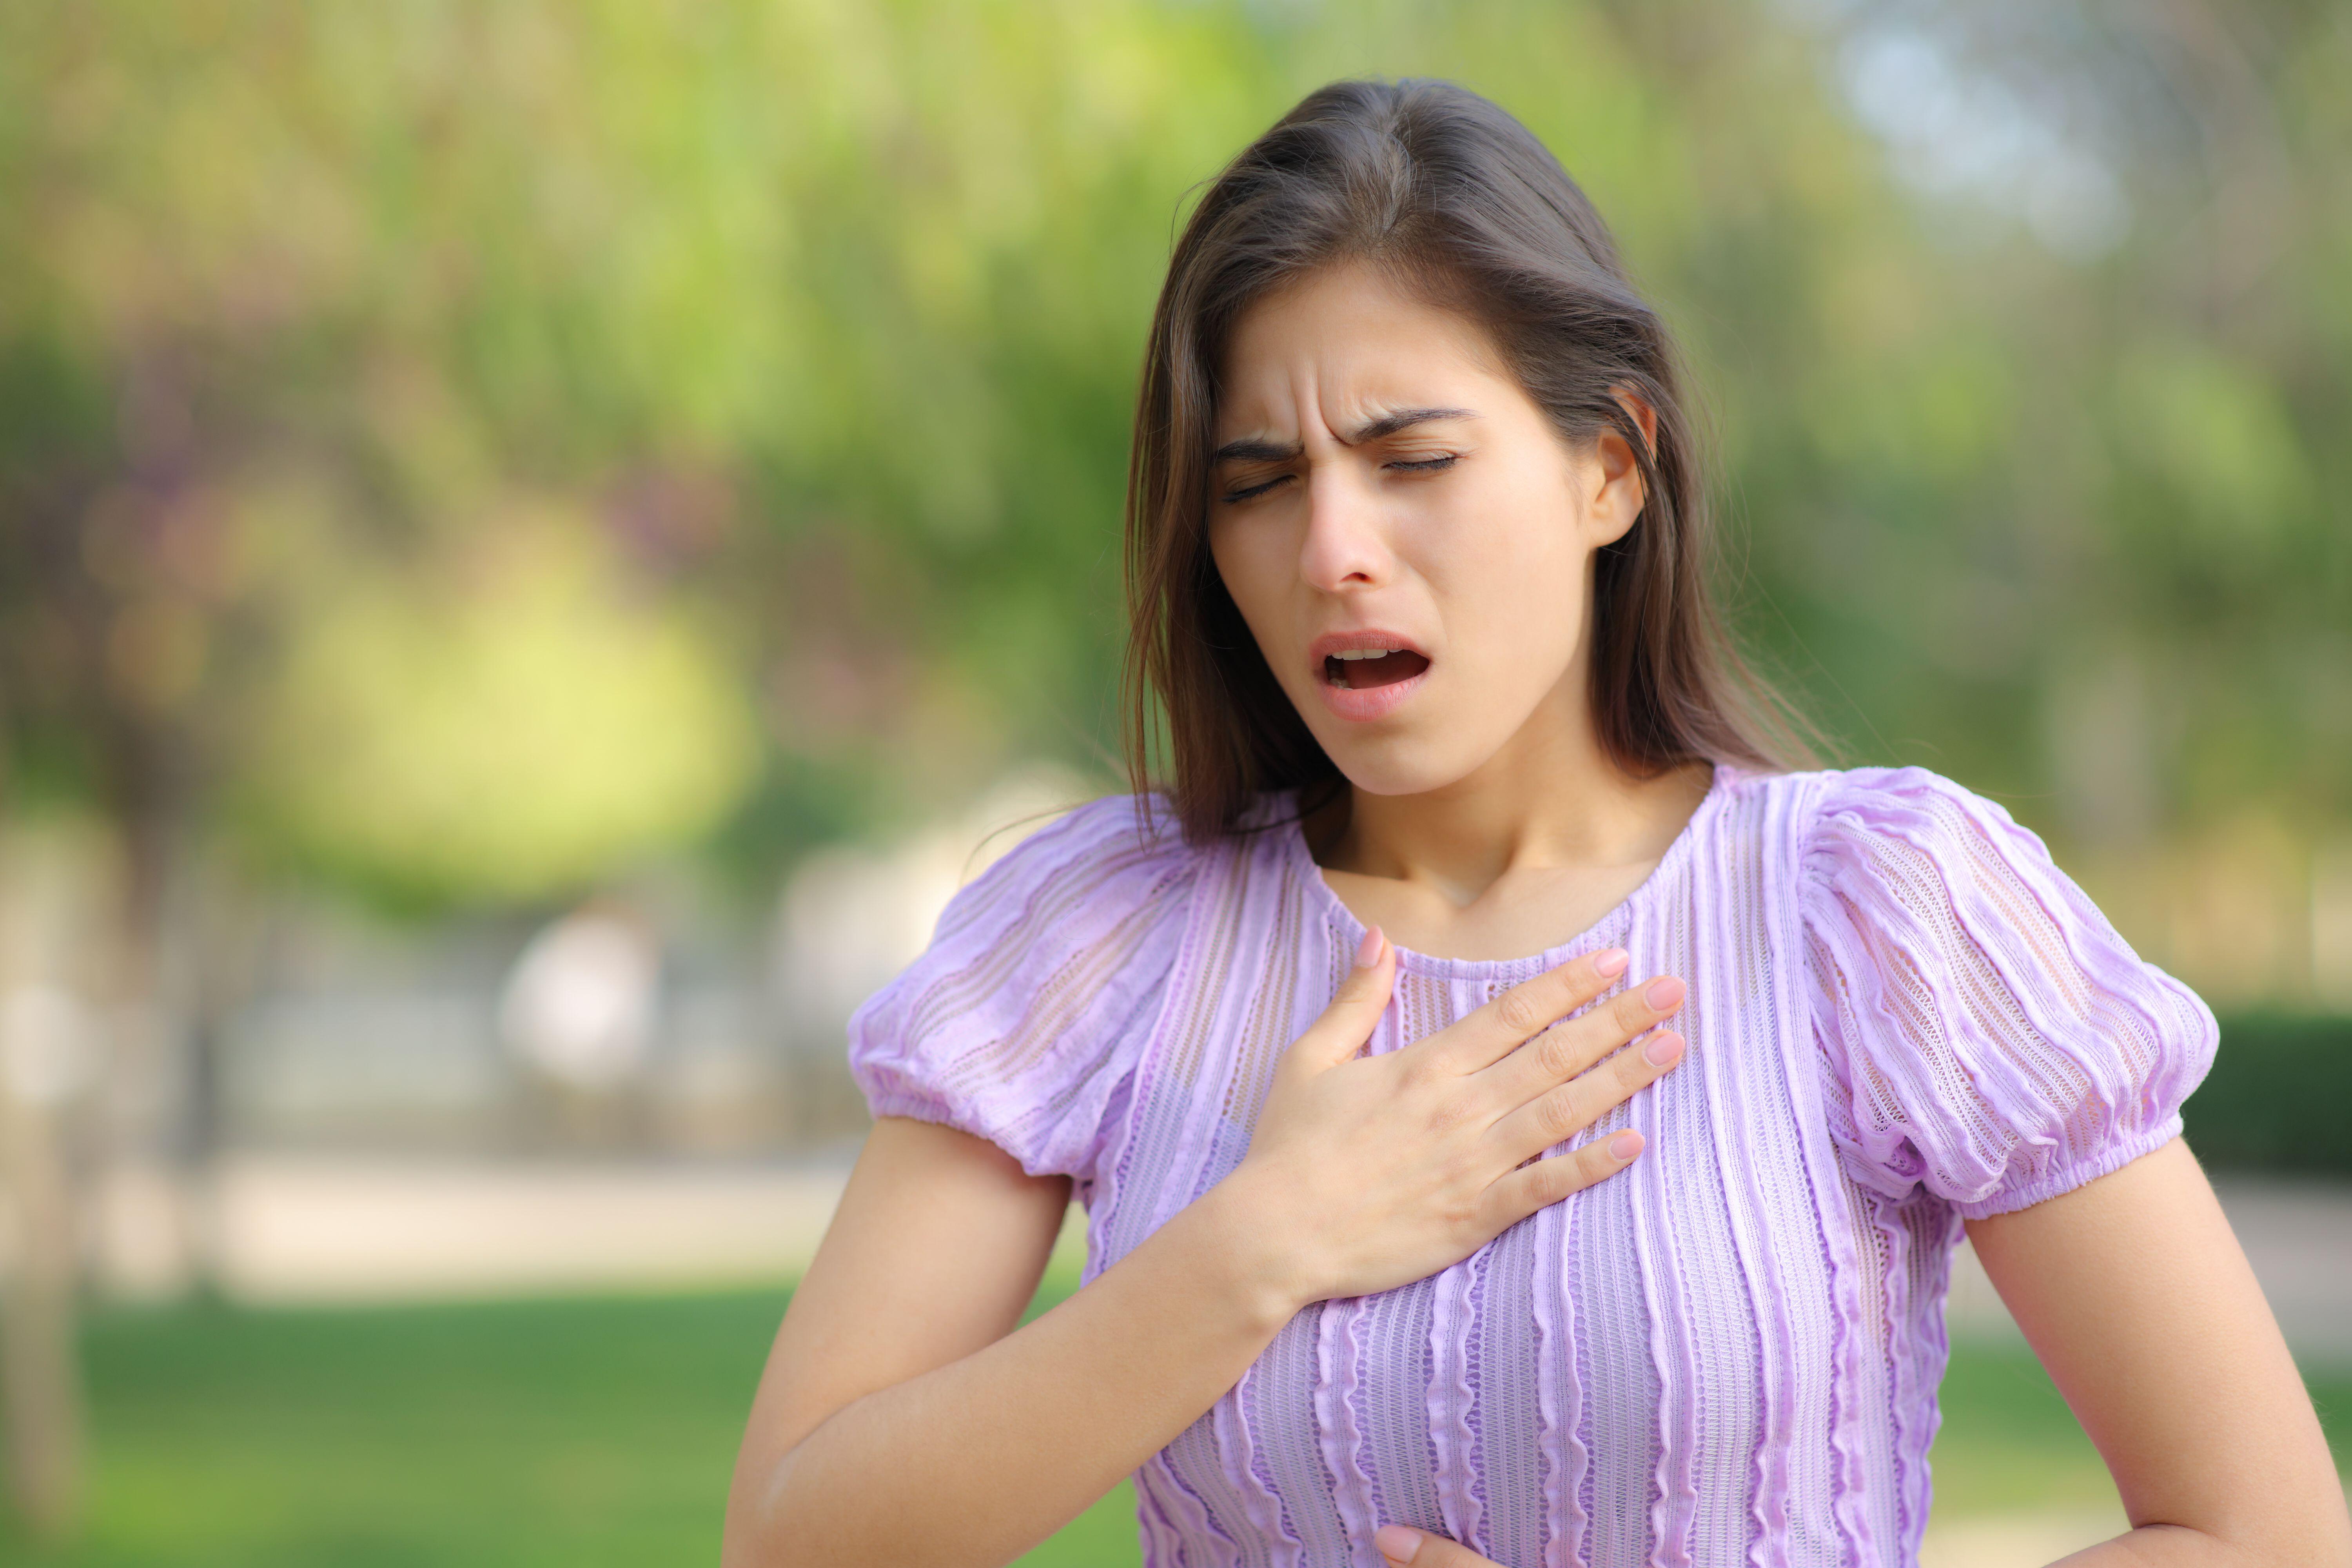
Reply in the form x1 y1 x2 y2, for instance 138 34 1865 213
0 0 2342 1087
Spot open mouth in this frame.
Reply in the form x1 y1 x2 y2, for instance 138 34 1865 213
1323 649 1432 690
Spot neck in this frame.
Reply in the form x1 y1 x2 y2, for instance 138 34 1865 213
1307 680 1713 910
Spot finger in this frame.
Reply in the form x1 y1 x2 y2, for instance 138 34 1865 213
1421 946 1631 1074
1280 926 1397 1077
1373 1523 1506 1567
1483 972 1686 1104
1486 1126 1646 1227
1491 1029 1682 1161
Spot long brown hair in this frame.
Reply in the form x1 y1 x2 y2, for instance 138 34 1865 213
1124 78 1813 845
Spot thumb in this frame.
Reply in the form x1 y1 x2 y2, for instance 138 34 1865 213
1283 926 1395 1076
1374 1524 1497 1567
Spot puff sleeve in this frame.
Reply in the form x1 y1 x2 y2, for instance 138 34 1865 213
1801 767 2218 1219
846 793 1200 1181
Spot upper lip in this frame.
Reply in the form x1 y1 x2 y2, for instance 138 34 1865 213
1307 629 1429 664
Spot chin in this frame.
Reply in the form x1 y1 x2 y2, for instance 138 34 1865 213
1299 675 1552 800
1316 733 1495 800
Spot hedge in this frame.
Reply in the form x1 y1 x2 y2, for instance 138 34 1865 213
2184 1014 2352 1176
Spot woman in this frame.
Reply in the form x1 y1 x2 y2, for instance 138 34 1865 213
723 79 2347 1568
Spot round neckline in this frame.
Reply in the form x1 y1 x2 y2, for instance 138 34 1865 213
1280 763 1733 979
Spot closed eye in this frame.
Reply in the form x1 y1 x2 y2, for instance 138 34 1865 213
1220 473 1295 504
1386 454 1458 474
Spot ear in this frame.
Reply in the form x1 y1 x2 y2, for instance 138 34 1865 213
1613 385 1659 455
1583 387 1658 548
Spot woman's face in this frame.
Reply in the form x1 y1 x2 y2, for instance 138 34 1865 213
1207 263 1650 799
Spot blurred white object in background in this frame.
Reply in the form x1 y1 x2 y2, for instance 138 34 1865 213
1 985 101 1111
771 762 1093 1058
497 904 660 1091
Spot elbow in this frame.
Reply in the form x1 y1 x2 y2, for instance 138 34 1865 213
719 1498 769 1568
719 1484 775 1568
722 1440 811 1568
723 1440 922 1568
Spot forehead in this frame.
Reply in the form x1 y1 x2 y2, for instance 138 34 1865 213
1214 263 1512 436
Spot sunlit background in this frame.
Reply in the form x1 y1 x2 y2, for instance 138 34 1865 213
0 1 2346 1564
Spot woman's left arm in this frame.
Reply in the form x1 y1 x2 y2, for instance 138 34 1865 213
1966 1136 2349 1566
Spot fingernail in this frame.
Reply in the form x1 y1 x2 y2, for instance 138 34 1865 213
1355 927 1384 969
1643 976 1685 1011
1593 947 1628 978
1643 1030 1684 1068
1608 1129 1644 1161
1374 1524 1422 1563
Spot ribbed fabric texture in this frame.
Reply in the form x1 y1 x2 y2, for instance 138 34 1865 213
848 765 2217 1568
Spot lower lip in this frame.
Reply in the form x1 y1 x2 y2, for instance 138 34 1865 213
1315 663 1431 722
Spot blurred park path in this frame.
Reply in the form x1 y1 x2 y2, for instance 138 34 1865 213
184 1154 2352 1372
152 1147 1101 1304
146 1151 865 1304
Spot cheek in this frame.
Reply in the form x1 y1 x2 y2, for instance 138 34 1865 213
1204 526 1298 691
1425 469 1588 644
1207 523 1294 656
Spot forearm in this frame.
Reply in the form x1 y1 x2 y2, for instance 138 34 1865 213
726 1176 1297 1568
2051 1524 2280 1566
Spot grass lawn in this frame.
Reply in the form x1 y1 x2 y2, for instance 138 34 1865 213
1 1279 2343 1566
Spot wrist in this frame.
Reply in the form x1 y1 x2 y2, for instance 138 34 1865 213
1185 1166 1316 1336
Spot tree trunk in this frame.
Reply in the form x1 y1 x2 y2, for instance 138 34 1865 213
0 827 105 1542
0 1084 83 1540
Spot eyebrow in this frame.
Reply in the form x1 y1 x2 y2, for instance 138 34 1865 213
1210 406 1477 464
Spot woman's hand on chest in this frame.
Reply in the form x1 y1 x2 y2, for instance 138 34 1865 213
1214 927 1687 1312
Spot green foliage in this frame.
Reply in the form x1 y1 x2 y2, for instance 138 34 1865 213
243 508 757 906
0 0 2345 915
2187 1014 2352 1177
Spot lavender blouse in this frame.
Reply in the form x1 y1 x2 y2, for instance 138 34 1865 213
848 765 2216 1568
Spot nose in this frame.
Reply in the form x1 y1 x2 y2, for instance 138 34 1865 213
1296 462 1392 595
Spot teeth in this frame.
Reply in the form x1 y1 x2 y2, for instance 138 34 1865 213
1331 649 1395 660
